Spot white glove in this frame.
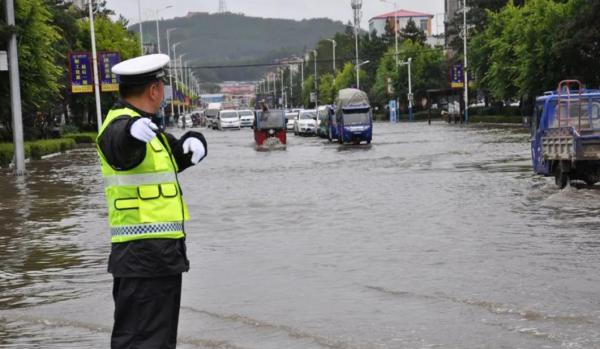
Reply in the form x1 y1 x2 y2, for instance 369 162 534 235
130 118 158 143
182 137 206 164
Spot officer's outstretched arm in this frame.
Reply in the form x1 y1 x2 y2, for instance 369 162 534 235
164 131 207 172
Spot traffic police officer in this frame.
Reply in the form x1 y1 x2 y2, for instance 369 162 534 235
96 54 207 348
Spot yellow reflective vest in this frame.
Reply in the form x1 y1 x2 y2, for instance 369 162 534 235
96 107 189 243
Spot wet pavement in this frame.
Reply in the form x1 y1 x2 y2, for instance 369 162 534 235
1 122 600 348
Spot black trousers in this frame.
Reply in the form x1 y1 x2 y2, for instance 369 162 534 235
111 274 182 349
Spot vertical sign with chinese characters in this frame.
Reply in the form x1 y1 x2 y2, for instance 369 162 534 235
451 63 464 88
99 52 120 92
69 52 93 93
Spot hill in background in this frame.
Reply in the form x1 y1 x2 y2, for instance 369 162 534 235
136 12 348 82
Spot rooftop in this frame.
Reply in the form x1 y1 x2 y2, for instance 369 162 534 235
370 9 434 21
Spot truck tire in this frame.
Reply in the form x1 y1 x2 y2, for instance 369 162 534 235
555 172 569 189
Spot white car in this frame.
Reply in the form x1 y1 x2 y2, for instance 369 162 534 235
238 109 255 128
218 110 241 130
294 110 317 136
177 114 193 128
285 112 298 132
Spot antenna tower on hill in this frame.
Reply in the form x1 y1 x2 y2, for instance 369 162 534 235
219 0 227 13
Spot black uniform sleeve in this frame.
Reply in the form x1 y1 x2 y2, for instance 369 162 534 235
163 131 208 173
99 116 147 171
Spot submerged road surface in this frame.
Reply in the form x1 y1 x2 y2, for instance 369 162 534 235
1 122 600 349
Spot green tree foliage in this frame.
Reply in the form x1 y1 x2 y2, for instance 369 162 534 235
400 18 426 45
302 75 315 108
471 0 577 105
318 73 335 105
553 0 600 88
372 42 446 109
334 63 367 92
0 0 63 139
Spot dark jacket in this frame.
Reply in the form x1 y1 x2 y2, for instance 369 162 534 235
99 101 207 278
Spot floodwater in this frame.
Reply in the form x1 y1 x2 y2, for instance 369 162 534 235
1 122 600 349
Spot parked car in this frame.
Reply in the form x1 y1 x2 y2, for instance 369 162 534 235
177 114 193 128
217 110 241 130
238 109 255 128
294 109 317 136
285 111 298 132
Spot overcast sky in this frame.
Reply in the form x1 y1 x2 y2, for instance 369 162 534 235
105 0 446 34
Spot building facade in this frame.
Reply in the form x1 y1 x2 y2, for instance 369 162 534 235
368 9 434 37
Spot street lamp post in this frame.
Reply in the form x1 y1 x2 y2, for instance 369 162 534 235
180 53 189 114
166 28 177 122
313 50 318 110
155 6 173 54
88 0 102 132
172 42 182 118
138 0 143 54
356 60 370 90
463 0 469 123
5 0 25 175
327 39 336 74
399 58 413 121
289 66 293 108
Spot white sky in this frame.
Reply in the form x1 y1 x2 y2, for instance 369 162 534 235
105 0 446 35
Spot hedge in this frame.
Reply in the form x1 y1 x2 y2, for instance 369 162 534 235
63 132 98 144
0 138 76 167
469 115 523 124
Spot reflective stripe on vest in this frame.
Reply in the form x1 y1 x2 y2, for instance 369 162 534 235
104 172 178 187
97 106 189 244
111 222 184 239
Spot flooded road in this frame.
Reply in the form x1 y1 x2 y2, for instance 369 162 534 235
1 122 600 349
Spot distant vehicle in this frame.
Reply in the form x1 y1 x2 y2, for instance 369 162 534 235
254 109 286 150
317 105 332 138
294 109 317 136
238 109 255 128
530 80 600 188
335 88 373 145
217 110 241 130
177 114 193 129
206 103 222 129
285 111 298 132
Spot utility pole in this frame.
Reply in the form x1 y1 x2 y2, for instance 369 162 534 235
5 0 25 175
289 66 293 108
281 68 285 108
172 42 182 117
327 39 336 74
463 0 469 123
351 0 362 89
89 0 102 131
166 28 177 122
138 0 144 55
399 58 413 121
313 50 318 110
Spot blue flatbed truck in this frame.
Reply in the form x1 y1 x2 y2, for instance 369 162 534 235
531 80 600 188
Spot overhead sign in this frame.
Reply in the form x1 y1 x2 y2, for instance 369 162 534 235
98 52 120 92
69 52 93 93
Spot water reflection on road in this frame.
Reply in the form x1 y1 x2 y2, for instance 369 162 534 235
1 122 599 349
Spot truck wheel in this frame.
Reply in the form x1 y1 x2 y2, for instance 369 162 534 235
555 172 569 189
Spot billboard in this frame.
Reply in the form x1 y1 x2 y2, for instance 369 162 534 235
451 63 474 88
99 52 120 92
69 52 93 93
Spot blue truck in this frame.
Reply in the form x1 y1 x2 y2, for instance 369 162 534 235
531 80 600 188
334 88 373 145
